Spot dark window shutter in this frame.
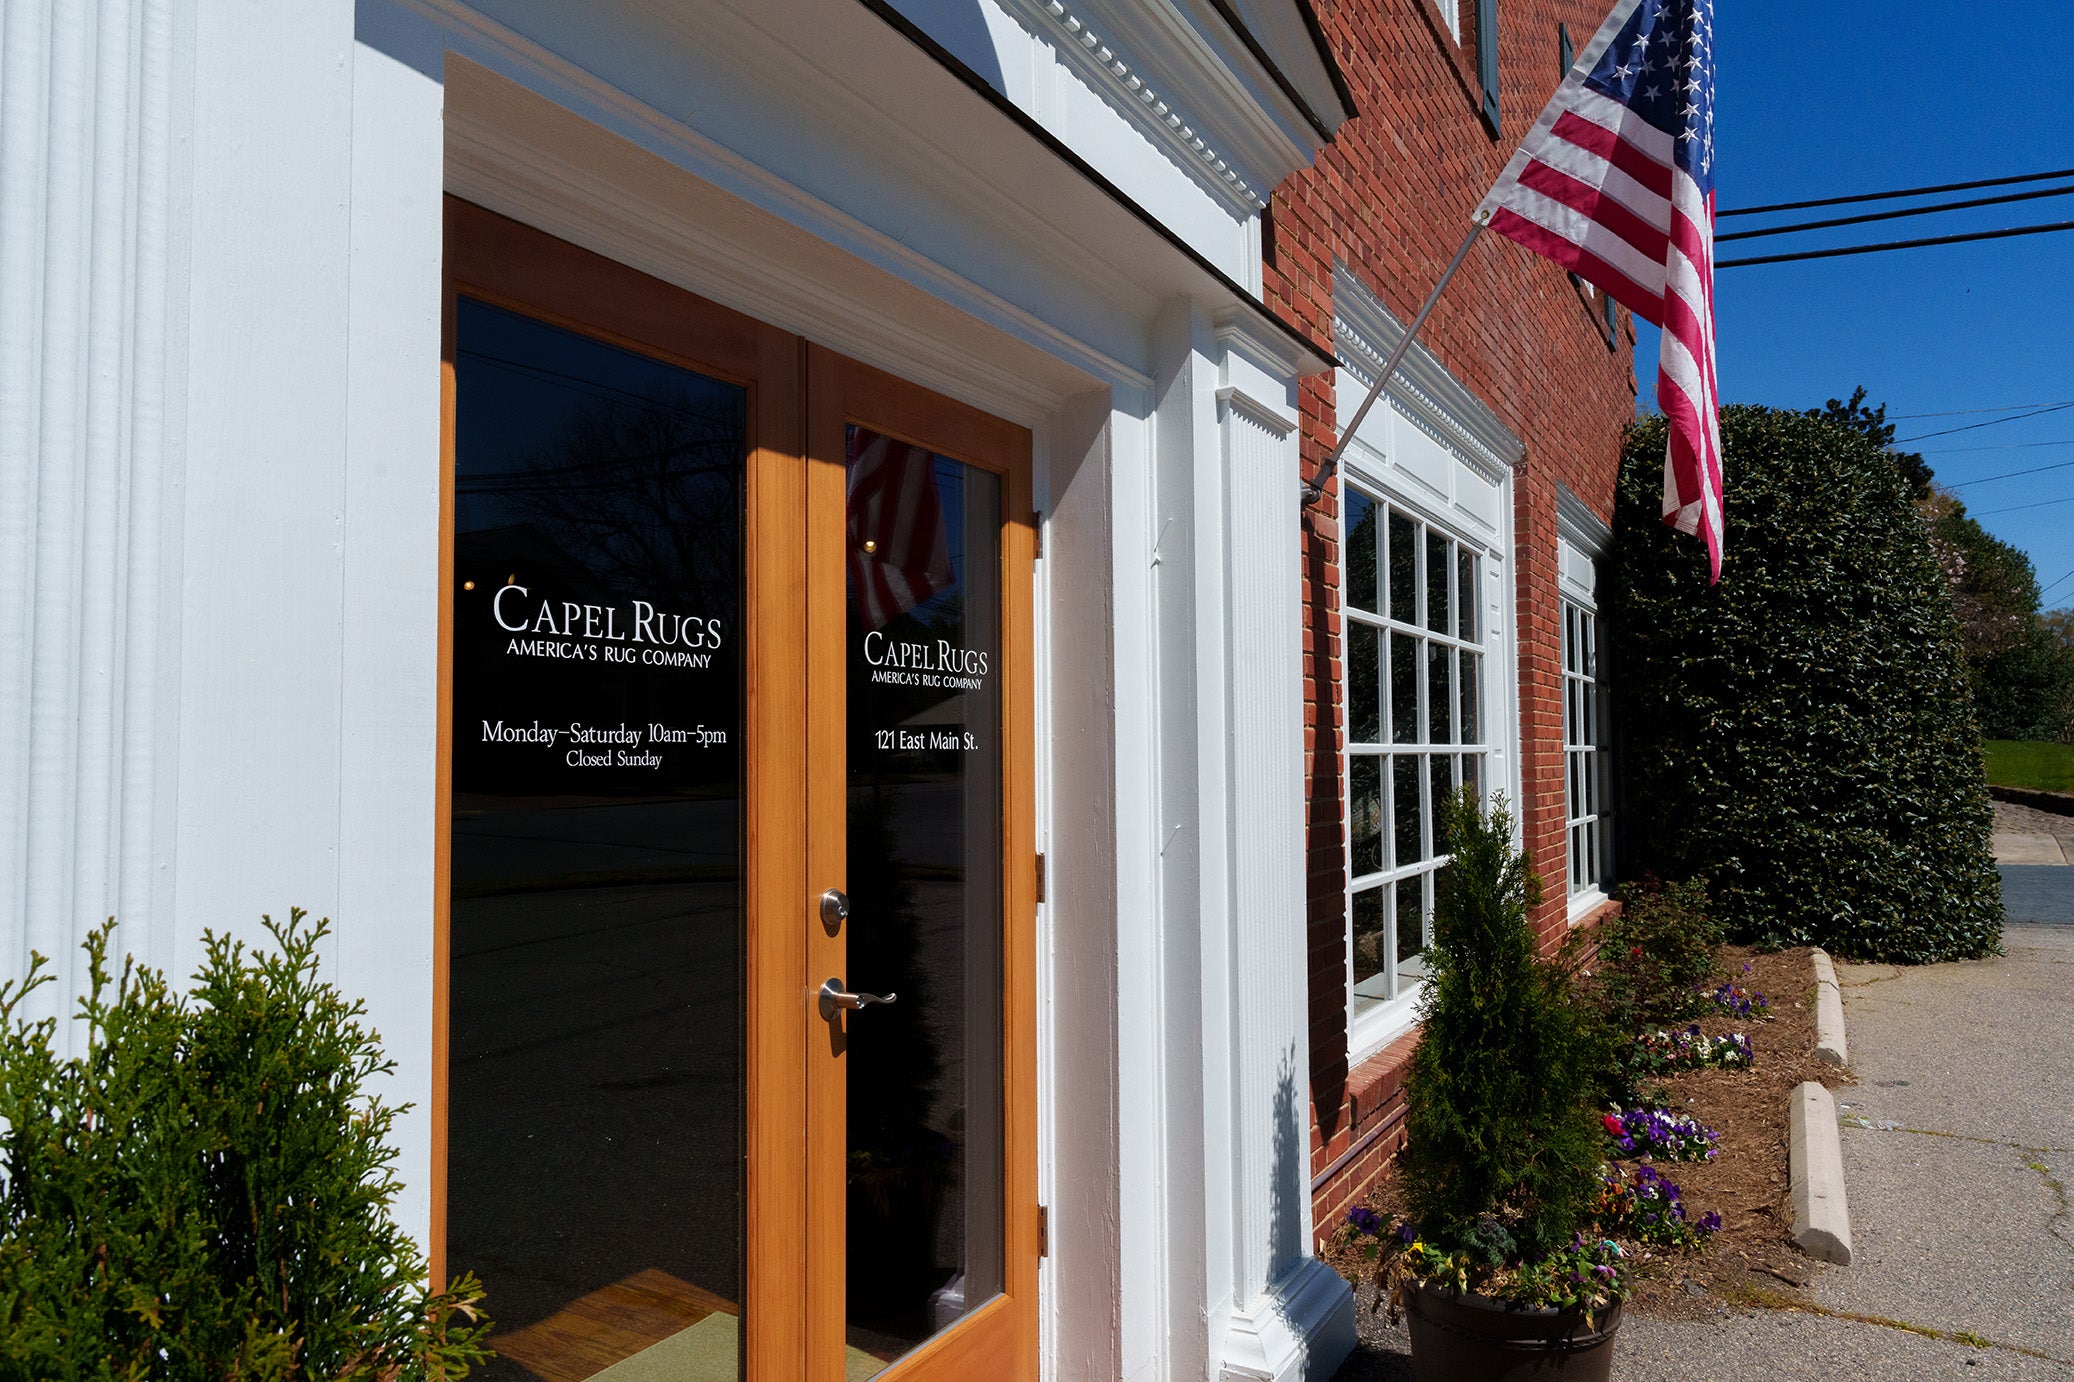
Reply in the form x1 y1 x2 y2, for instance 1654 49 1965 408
1475 0 1500 133
1559 21 1574 79
1603 291 1619 344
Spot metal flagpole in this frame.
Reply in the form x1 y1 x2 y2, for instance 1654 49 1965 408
1302 214 1488 505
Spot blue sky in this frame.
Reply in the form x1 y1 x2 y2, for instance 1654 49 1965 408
1631 1 2074 603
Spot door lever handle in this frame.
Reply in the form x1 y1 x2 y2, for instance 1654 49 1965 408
819 977 898 1022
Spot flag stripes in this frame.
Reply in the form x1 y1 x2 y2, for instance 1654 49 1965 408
1476 0 1723 578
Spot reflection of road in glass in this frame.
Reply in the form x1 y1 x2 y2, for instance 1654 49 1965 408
449 842 741 1380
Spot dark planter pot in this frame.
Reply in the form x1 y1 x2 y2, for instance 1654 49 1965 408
1402 1276 1622 1382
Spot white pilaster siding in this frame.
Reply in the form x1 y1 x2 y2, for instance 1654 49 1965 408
1204 320 1358 1382
2 0 1360 1376
0 0 186 1030
1332 264 1526 1063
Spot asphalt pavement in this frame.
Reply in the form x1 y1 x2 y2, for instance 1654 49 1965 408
1334 877 2074 1381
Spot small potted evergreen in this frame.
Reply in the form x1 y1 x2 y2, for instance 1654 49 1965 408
1363 793 1624 1379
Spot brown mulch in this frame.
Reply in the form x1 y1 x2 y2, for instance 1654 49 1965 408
1618 943 1844 1317
1320 945 1847 1319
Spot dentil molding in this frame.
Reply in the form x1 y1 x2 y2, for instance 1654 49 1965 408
1331 263 1526 485
997 0 1322 215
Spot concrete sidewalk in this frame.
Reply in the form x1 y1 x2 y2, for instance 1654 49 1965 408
1617 922 2074 1379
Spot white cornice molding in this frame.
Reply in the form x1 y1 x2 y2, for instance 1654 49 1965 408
1217 385 1295 438
1001 0 1260 211
1555 482 1612 555
997 0 1322 215
1211 303 1306 379
1331 263 1526 484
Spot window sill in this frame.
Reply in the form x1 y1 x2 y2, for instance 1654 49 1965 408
1568 890 1622 932
1349 981 1423 1066
1566 885 1610 925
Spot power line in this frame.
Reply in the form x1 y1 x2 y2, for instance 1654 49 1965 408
1898 402 2074 443
1717 219 2074 268
1718 166 2074 217
1892 401 2074 419
1944 458 2074 488
1716 182 2074 243
1971 493 2074 516
2041 565 2074 602
1921 439 2074 455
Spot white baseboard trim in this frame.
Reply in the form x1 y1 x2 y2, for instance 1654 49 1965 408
1218 1256 1358 1382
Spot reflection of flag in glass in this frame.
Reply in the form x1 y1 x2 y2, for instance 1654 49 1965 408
847 427 953 631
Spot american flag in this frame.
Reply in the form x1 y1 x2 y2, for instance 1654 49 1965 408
847 426 954 630
1476 0 1722 580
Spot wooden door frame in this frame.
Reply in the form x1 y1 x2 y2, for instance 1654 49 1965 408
805 347 1039 1382
438 198 809 1381
437 200 1038 1382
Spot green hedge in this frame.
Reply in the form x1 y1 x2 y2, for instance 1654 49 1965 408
0 913 489 1381
1604 408 2002 962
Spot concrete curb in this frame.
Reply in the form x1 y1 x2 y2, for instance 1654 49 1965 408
1789 1080 1853 1264
1811 948 1848 1067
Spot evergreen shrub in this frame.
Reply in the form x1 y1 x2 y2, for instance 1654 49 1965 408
0 912 489 1381
1605 408 2003 962
1399 793 1607 1269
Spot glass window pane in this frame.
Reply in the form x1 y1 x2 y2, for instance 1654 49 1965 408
1426 531 1451 634
1462 753 1481 801
1459 654 1480 747
1350 625 1381 745
1563 604 1576 674
1351 753 1383 877
1432 754 1456 847
846 434 1006 1359
1458 549 1479 643
451 298 747 1382
1393 753 1423 864
1582 611 1596 678
1391 632 1419 745
1388 511 1417 624
1429 645 1454 745
1352 885 1386 990
1396 873 1426 984
1346 489 1379 614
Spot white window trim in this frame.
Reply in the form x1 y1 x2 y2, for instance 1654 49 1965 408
1556 484 1613 921
1335 267 1524 1065
1340 482 1508 1060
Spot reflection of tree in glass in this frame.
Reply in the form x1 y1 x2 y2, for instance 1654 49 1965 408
461 389 742 611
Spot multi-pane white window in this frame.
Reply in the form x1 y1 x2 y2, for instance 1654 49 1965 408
1343 485 1489 1020
1561 598 1611 897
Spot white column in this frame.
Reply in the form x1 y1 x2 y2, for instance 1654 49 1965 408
0 0 187 1026
1205 314 1354 1382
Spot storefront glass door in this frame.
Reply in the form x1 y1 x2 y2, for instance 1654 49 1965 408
443 203 1035 1382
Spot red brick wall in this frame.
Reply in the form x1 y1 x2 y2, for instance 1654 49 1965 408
1268 0 1639 1238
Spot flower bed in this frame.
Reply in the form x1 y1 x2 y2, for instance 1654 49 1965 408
1630 1025 1755 1075
1592 1164 1720 1249
1603 1106 1719 1161
1324 943 1849 1328
1705 973 1770 1020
